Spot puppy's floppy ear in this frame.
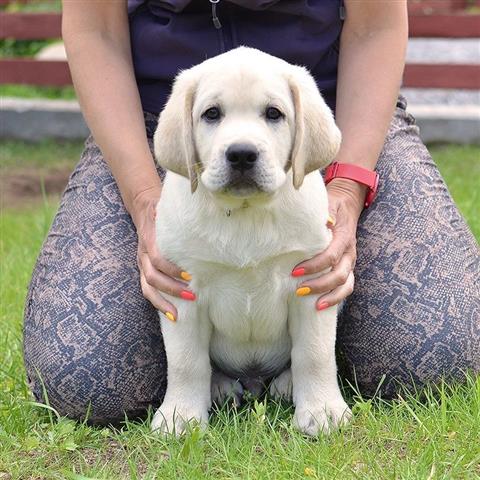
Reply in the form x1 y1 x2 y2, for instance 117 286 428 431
288 66 342 189
153 68 200 193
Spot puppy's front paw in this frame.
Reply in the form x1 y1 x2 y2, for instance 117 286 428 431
293 397 352 436
151 403 208 437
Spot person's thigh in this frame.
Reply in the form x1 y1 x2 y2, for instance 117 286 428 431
23 127 167 423
337 97 480 397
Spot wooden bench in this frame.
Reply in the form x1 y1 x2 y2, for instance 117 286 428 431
404 13 480 89
1 6 479 90
0 10 69 86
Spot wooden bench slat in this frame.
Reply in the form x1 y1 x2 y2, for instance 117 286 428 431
409 14 480 38
0 12 61 40
403 64 480 89
0 58 72 86
1 59 479 90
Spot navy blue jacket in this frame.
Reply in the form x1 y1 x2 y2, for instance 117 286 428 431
128 0 343 114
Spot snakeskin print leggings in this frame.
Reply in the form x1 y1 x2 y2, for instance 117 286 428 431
23 97 480 424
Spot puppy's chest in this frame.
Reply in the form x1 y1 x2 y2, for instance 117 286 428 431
193 258 297 377
194 256 297 343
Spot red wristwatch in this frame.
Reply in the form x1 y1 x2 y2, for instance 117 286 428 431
324 162 380 208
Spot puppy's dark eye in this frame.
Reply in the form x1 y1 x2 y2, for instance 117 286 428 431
265 107 284 121
202 107 221 122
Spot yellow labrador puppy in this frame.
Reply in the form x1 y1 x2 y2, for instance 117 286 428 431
152 47 351 436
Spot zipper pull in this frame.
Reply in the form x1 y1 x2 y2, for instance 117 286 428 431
210 0 222 29
339 1 346 20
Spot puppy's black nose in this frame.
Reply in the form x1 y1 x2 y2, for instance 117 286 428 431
226 143 258 173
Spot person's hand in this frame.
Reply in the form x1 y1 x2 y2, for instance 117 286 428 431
291 178 367 310
132 187 196 322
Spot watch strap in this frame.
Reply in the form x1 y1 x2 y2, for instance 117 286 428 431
324 162 379 208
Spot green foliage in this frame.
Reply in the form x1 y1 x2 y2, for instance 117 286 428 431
0 38 59 58
1 0 61 13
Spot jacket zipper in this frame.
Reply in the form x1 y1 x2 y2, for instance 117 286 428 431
210 0 222 29
209 0 226 52
339 0 346 20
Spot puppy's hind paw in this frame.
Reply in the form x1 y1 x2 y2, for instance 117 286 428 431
269 368 292 401
211 370 244 407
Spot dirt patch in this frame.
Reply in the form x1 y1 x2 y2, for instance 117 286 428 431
0 166 72 209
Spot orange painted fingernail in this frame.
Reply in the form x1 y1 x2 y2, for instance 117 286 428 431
180 271 192 281
296 287 311 296
165 311 176 322
180 290 196 301
316 301 330 311
327 215 336 227
292 267 306 277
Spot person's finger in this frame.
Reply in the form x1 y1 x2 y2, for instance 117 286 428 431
314 271 355 311
292 232 351 276
140 252 196 301
143 234 189 281
140 271 178 321
150 249 187 280
327 214 336 229
295 254 354 297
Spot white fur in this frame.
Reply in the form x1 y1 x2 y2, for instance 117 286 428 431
151 47 351 436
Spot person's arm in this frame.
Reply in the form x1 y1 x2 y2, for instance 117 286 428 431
62 1 193 320
332 0 408 212
293 1 408 309
62 0 159 217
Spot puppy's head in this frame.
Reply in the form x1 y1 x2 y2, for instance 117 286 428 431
154 47 341 205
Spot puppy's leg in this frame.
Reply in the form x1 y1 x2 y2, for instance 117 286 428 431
288 296 352 435
152 302 211 436
211 369 244 407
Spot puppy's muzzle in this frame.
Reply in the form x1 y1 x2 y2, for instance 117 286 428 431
226 143 258 173
223 142 263 195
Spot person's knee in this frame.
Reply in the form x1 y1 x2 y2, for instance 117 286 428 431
24 314 167 425
25 357 166 424
338 332 477 400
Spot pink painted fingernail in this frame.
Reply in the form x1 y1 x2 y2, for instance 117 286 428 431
291 267 306 277
316 301 330 311
180 290 196 301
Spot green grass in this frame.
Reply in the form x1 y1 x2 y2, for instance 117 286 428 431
0 84 76 100
430 145 480 239
0 139 83 170
0 144 479 479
